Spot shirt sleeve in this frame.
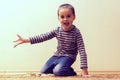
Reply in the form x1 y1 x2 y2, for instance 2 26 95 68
29 28 57 44
76 30 88 69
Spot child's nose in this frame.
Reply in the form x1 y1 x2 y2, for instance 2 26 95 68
64 17 68 21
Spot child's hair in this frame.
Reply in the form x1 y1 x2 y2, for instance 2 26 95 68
57 3 75 16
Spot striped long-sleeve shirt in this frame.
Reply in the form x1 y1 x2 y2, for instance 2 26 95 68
30 25 88 69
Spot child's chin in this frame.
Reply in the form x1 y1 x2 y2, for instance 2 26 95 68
63 25 70 28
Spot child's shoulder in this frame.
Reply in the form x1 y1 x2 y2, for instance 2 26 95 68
73 25 81 32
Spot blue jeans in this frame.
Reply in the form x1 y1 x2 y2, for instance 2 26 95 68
41 56 77 76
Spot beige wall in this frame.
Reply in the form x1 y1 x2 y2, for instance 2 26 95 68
0 0 120 71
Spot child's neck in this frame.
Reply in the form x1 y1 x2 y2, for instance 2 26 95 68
62 25 74 31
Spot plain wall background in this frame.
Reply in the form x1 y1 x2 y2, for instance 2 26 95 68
0 0 120 71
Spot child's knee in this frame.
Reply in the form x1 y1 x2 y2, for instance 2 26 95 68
53 65 77 76
53 65 64 76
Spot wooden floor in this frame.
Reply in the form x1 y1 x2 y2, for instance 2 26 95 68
0 71 120 80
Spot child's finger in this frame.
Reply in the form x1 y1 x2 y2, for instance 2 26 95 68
17 34 22 39
13 39 19 42
13 44 19 48
81 74 92 78
13 43 20 48
13 45 17 48
13 34 21 42
13 42 23 48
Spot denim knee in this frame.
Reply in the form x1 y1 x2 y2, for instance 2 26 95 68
53 65 62 76
53 65 77 76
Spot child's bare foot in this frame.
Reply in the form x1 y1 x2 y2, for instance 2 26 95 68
30 73 41 77
30 73 36 77
30 73 54 77
41 74 48 76
41 74 54 77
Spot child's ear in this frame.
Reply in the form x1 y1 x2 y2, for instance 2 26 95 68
73 15 76 20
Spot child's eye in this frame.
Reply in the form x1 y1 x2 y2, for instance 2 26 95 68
67 15 71 18
61 15 64 19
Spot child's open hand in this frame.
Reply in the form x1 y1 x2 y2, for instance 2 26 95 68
80 73 91 78
13 34 30 48
80 68 91 78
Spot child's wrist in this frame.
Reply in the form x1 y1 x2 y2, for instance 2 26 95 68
24 39 30 43
81 68 88 75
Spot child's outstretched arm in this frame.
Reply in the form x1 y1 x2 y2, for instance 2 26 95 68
13 34 30 48
76 30 91 77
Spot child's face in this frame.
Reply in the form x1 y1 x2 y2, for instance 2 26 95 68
58 8 75 31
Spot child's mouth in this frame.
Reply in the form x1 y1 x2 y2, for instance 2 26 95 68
63 22 69 26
